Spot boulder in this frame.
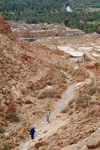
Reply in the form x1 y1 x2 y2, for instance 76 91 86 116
86 139 100 148
86 127 100 148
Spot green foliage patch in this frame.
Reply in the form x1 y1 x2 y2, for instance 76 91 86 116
0 143 10 150
1 0 100 34
5 113 20 122
38 90 60 99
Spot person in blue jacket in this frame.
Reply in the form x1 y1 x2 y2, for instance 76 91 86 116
30 127 36 139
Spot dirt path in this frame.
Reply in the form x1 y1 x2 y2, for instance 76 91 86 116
17 80 84 150
50 83 77 118
18 68 95 150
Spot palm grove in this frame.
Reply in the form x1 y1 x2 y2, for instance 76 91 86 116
1 0 100 33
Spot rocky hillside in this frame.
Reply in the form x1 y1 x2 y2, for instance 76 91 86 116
27 35 100 150
0 16 89 149
0 15 100 150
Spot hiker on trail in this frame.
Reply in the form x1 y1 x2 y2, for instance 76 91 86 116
46 112 50 122
30 127 36 139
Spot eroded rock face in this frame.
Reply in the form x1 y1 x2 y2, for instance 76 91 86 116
0 15 11 34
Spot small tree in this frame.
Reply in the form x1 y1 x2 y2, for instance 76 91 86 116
83 54 86 63
97 26 100 34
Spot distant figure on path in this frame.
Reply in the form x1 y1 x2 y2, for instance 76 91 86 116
46 112 50 122
30 127 36 139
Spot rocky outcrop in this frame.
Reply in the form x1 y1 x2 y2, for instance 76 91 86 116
7 103 16 113
86 127 100 149
0 15 11 34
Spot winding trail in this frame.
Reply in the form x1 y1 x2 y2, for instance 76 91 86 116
51 83 77 118
18 82 78 150
18 68 95 150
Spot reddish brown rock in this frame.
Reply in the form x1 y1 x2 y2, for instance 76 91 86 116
0 15 11 34
21 54 31 61
7 103 16 113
